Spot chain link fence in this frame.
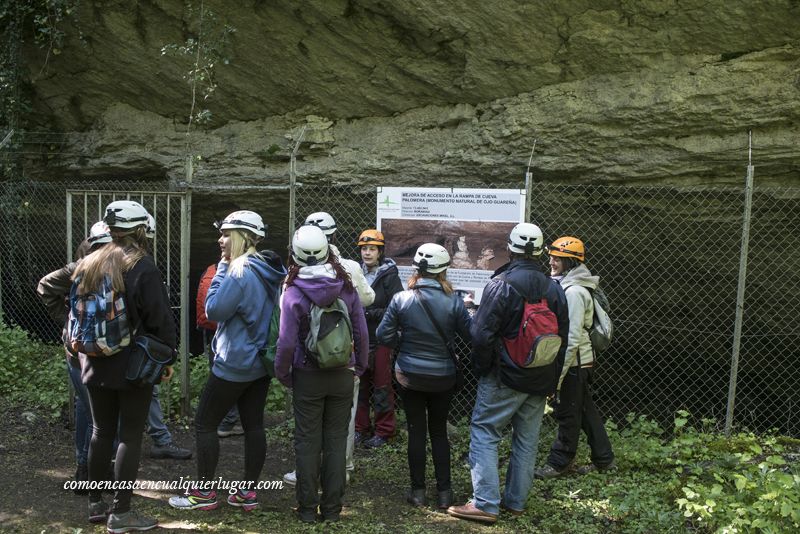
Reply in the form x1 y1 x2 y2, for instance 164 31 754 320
0 180 191 413
290 181 800 436
1 177 798 436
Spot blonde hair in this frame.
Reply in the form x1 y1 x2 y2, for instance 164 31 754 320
228 229 262 278
73 226 147 293
407 271 453 295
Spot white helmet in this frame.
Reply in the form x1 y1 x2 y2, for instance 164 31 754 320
413 243 450 274
104 200 149 229
304 211 337 236
218 210 266 238
145 214 156 239
292 225 329 266
508 223 544 256
87 221 112 246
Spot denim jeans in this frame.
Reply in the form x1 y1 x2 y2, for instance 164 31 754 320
146 384 172 446
67 362 92 465
468 373 546 514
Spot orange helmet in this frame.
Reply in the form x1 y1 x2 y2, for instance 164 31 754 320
357 229 385 247
548 236 585 261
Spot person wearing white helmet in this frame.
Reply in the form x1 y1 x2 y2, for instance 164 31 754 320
377 243 471 510
170 210 285 513
74 200 176 532
448 223 568 524
304 211 375 307
36 221 113 497
283 212 374 489
275 224 369 523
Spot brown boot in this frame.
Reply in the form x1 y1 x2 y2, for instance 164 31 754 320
447 501 498 524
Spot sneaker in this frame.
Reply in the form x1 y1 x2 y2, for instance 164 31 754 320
168 489 219 511
283 470 297 486
150 442 192 460
362 435 392 449
354 431 370 445
534 462 574 480
577 460 618 475
88 500 109 523
227 489 258 511
217 425 245 438
447 501 498 524
106 510 158 533
74 463 89 495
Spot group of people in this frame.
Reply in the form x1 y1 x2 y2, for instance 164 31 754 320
39 201 615 531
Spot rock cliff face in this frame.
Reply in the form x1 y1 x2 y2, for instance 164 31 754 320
18 0 800 186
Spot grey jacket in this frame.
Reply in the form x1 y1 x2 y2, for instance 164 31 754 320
557 263 599 387
377 277 471 377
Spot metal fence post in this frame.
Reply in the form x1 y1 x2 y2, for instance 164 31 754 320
180 157 193 416
288 125 306 238
725 132 755 435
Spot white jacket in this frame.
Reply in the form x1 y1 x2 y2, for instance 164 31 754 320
330 244 375 307
557 263 598 388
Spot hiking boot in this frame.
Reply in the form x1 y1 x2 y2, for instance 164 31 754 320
577 460 618 475
534 462 574 480
354 431 370 446
406 488 427 507
106 510 158 533
150 442 192 460
294 507 318 523
168 489 219 510
88 499 109 523
447 501 498 524
74 463 89 495
217 424 245 438
362 435 392 449
501 502 524 516
437 489 453 510
283 470 297 486
227 489 258 511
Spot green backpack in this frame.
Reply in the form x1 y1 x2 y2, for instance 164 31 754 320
258 286 281 378
305 297 353 369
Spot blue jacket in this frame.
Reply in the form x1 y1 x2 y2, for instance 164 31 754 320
471 259 569 395
206 253 286 382
377 277 472 377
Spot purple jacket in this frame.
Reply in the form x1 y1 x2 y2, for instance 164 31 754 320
275 265 369 388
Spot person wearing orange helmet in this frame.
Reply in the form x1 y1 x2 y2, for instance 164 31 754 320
535 236 616 479
354 229 404 449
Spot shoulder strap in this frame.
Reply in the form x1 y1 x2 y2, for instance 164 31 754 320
414 289 458 366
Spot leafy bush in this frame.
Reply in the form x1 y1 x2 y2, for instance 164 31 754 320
0 320 68 419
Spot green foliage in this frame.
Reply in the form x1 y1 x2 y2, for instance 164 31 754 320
160 1 235 129
0 320 68 418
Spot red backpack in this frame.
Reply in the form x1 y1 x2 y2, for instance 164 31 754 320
196 264 217 331
502 298 562 368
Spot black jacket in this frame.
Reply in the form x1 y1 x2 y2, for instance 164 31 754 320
363 259 404 349
79 255 177 390
470 259 569 396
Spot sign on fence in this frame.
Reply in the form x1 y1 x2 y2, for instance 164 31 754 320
376 187 525 302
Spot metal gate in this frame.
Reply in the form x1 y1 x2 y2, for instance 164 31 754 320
66 189 192 414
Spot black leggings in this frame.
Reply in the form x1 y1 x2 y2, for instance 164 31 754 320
195 373 269 485
397 386 453 491
86 385 152 513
